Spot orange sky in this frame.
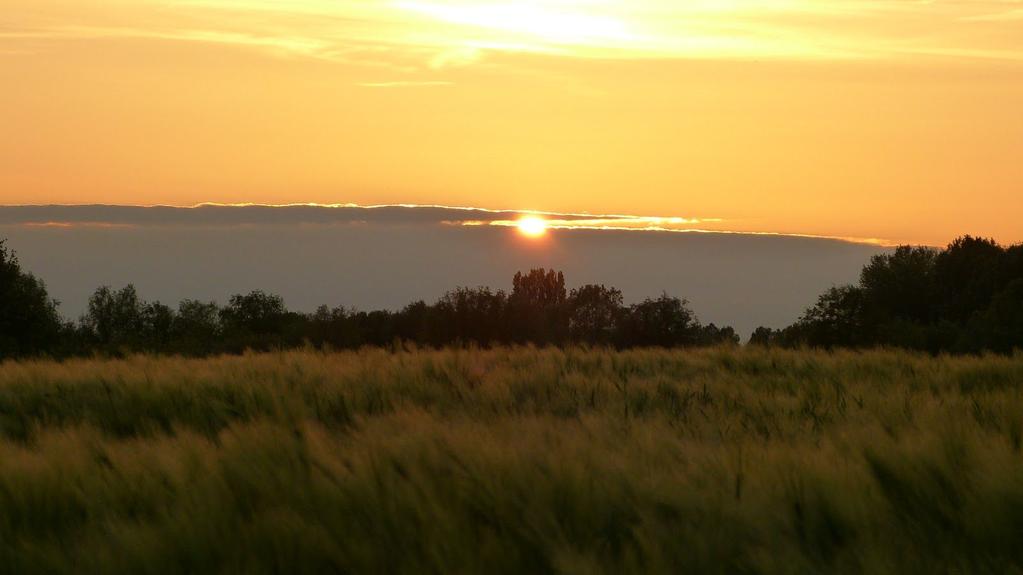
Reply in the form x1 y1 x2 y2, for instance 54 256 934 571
2 0 1022 246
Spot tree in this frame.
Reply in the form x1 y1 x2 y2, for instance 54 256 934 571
172 299 221 355
82 285 146 351
220 291 289 351
351 310 396 347
966 279 1023 354
779 236 1023 354
695 323 740 346
860 246 938 324
2 255 754 356
434 287 507 345
509 269 568 344
617 293 699 348
393 301 434 347
1003 244 1023 287
787 286 867 349
0 240 62 358
141 301 175 351
935 236 1004 323
748 327 778 347
567 284 623 345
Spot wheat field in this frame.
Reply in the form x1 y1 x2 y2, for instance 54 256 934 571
2 346 1023 574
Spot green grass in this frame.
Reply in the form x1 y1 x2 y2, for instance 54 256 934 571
2 346 1023 574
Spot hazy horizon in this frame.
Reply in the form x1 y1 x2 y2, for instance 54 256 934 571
0 204 886 338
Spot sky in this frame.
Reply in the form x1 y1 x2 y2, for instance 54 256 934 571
1 1 1022 245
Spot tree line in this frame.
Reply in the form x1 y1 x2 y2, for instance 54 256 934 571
0 246 738 358
750 235 1023 353
3 235 1021 359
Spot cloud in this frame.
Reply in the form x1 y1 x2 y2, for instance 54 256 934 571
0 204 893 246
356 81 454 88
429 45 484 69
4 0 1023 66
963 8 1023 22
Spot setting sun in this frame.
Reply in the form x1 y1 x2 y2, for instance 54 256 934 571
517 216 548 238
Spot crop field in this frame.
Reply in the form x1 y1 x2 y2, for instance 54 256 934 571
2 347 1023 574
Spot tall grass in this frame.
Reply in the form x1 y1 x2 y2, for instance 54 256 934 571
2 347 1023 573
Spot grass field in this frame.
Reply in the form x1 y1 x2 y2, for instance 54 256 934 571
2 347 1023 574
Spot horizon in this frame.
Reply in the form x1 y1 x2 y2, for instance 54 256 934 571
6 201 1016 249
0 203 887 338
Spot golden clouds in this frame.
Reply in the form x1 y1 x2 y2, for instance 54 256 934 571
1 1 1022 245
5 0 1023 65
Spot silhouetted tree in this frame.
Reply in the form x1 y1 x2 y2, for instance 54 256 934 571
509 269 568 344
748 326 778 347
965 279 1023 354
141 301 175 351
172 299 221 355
352 310 396 347
935 236 1004 323
617 293 699 348
786 286 867 349
696 323 740 346
0 241 62 358
82 285 146 352
860 246 938 325
779 235 1023 353
1003 244 1023 286
434 287 508 345
220 291 289 351
567 284 623 345
392 301 435 347
0 253 752 357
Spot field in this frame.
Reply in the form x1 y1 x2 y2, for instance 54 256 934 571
2 347 1023 574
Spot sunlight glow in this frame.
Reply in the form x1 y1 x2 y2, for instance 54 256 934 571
395 2 635 49
3 1 1023 244
517 216 549 238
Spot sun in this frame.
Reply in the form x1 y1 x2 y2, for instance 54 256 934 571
517 216 548 238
